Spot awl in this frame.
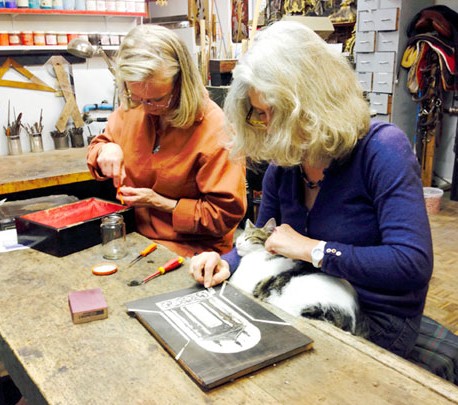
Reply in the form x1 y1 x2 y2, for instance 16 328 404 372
127 242 157 268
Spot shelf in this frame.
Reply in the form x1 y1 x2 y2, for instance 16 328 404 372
0 8 145 17
0 45 118 52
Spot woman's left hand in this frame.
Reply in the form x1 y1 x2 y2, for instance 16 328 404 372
118 186 177 213
265 223 319 262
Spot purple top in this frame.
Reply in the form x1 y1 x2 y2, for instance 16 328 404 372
224 121 433 318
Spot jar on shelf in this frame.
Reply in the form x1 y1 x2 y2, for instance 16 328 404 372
96 0 105 11
74 0 85 9
67 32 79 42
99 32 110 46
5 0 17 8
28 0 40 8
134 0 143 13
33 31 46 46
78 33 89 41
109 33 119 46
105 0 115 11
85 0 96 10
62 0 75 9
8 32 21 46
39 0 52 8
45 31 58 46
125 0 134 12
115 0 126 12
17 0 29 7
52 0 63 9
20 31 34 46
0 32 9 46
57 32 68 45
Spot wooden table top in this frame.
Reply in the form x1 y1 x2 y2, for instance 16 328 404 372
0 232 457 405
0 148 92 195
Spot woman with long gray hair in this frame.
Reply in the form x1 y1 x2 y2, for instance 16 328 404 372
190 21 433 358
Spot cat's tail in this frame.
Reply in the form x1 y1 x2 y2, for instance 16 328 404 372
353 309 370 338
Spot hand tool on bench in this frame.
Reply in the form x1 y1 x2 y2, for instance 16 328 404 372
127 242 158 269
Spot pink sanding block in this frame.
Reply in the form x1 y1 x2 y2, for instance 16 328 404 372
68 288 108 324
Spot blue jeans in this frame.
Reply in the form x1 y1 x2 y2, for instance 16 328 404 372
365 311 422 358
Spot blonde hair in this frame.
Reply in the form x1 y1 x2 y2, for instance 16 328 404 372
116 24 207 128
224 21 371 167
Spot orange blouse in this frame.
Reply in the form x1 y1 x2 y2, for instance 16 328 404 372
87 99 247 257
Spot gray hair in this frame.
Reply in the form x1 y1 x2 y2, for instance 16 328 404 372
116 24 207 128
224 21 371 166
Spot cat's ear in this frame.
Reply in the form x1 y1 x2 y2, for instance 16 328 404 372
264 217 277 233
245 219 255 229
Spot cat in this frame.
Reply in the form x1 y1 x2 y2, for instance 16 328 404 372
230 218 368 337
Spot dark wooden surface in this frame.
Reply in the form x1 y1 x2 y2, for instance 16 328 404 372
0 232 457 404
0 148 92 194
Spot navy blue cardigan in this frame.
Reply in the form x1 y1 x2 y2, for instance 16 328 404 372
225 121 433 318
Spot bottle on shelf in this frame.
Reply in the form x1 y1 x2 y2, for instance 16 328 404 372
39 0 52 9
0 32 9 46
74 0 85 9
52 0 63 9
33 31 46 46
5 0 18 8
63 0 75 9
85 0 96 10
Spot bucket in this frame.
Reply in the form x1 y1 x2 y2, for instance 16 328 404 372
30 133 44 153
423 187 444 215
51 131 70 150
7 135 22 155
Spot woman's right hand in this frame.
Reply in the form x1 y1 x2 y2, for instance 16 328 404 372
189 252 230 288
97 143 126 188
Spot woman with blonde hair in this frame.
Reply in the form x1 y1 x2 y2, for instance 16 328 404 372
190 21 433 358
87 24 247 256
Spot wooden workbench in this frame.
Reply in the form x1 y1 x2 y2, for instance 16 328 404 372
0 148 92 195
0 232 457 405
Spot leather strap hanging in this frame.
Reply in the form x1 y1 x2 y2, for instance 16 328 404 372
402 5 458 187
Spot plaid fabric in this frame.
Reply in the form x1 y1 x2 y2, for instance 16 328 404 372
407 315 458 385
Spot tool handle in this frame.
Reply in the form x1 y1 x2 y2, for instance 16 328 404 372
140 243 157 257
158 257 185 275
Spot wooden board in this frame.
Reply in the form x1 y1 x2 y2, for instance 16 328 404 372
126 282 313 390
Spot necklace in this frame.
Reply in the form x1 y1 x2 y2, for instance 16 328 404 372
299 165 323 189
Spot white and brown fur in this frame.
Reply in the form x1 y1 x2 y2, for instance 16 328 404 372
230 218 368 336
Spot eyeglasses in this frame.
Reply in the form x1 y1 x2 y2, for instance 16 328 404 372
245 106 269 129
124 85 174 110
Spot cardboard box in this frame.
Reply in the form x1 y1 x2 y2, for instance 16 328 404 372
281 16 335 40
68 288 108 324
16 198 135 257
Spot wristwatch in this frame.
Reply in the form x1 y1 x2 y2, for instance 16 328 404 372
311 241 326 268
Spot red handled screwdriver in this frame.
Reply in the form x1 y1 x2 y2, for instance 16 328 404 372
141 257 185 285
